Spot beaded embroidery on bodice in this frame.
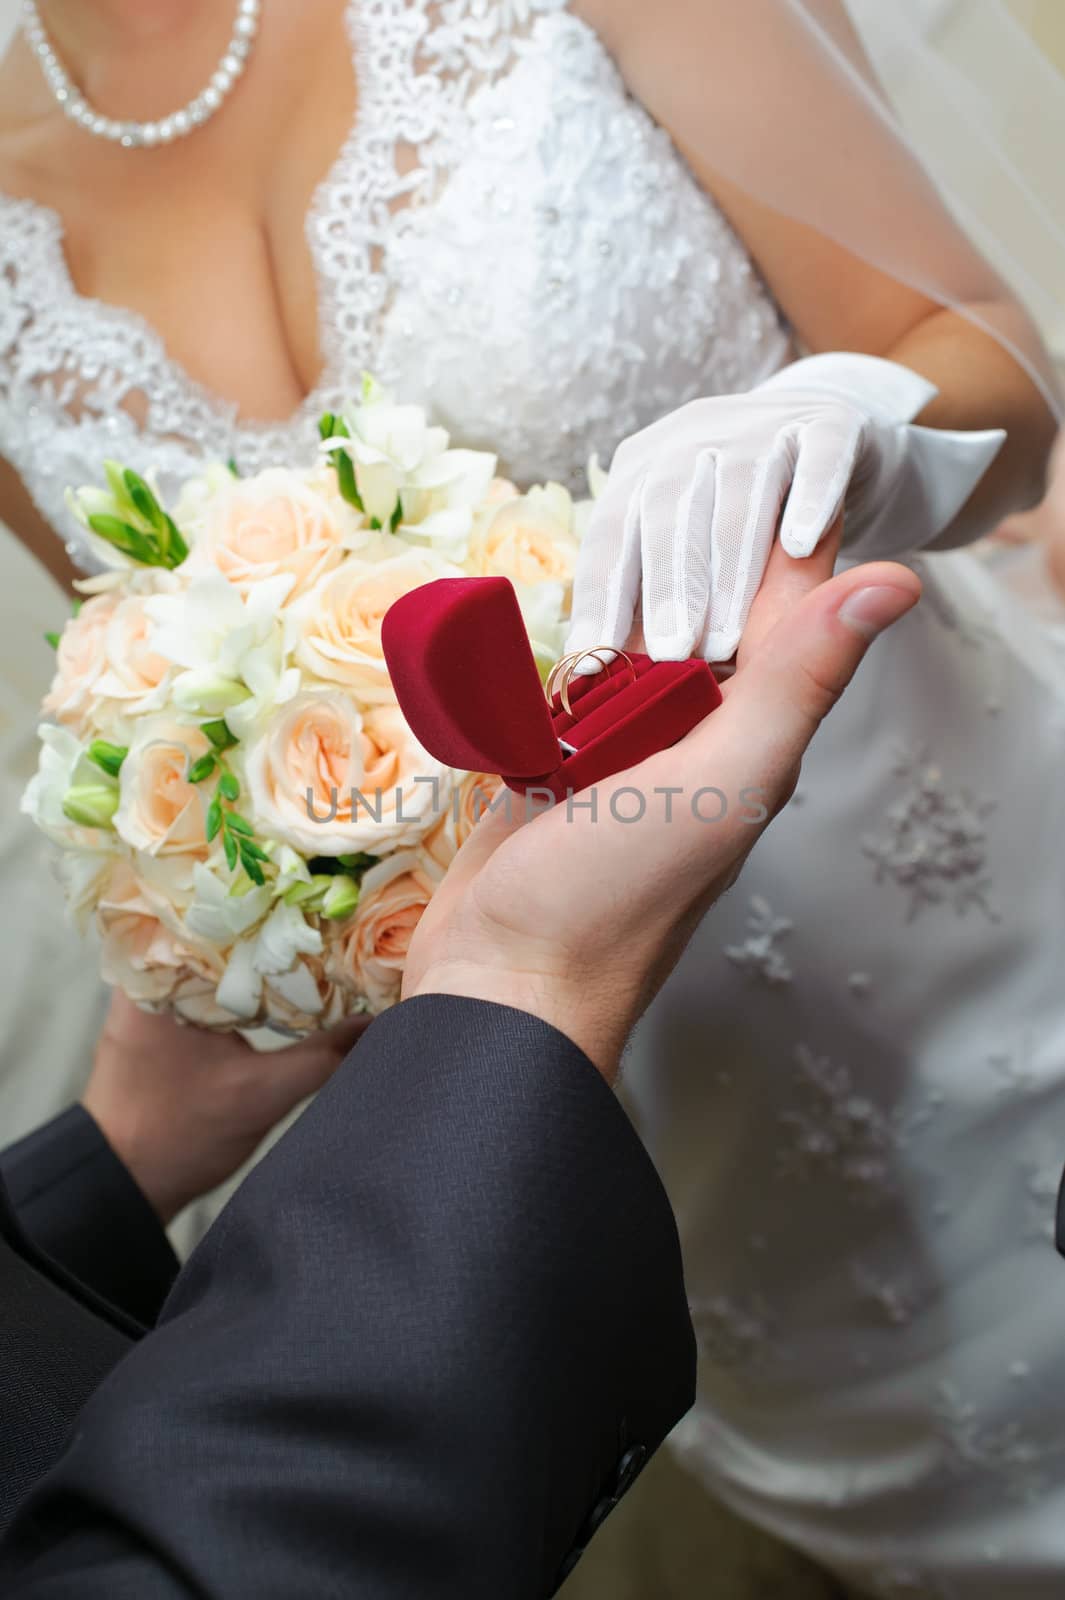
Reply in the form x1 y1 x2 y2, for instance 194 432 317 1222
0 0 789 569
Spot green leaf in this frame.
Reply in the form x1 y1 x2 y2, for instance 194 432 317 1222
218 771 240 802
237 837 269 862
318 412 351 442
283 880 321 906
239 847 266 887
225 812 254 837
187 753 217 784
337 852 379 874
333 451 364 512
223 829 239 872
87 514 160 566
44 630 61 650
390 501 404 533
163 515 189 567
88 739 129 779
203 719 238 751
227 457 241 478
123 469 166 534
104 459 134 513
71 599 82 618
206 797 223 843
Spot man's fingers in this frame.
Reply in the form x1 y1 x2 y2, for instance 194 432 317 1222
715 560 922 786
409 804 520 939
735 513 843 669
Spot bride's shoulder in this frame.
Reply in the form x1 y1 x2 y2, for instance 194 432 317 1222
568 0 701 54
566 0 717 100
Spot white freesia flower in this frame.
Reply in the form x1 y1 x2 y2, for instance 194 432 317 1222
326 383 497 561
269 844 313 896
169 462 240 531
65 486 144 574
396 446 499 562
144 572 300 738
184 862 273 947
216 901 323 1020
21 725 115 848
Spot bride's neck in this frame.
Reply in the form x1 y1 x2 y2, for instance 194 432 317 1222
28 0 233 118
36 0 216 62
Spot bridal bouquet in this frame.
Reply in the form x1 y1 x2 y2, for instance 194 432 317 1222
23 378 596 1035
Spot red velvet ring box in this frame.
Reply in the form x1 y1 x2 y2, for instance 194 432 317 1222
381 576 722 801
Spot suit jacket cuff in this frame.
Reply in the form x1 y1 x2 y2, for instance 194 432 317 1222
0 1105 178 1328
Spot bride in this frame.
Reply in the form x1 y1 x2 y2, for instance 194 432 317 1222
0 1 1062 1595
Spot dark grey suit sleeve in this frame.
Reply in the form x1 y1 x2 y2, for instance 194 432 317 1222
0 995 695 1599
0 1106 178 1327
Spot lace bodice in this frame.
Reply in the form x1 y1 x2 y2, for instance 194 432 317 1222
0 0 788 569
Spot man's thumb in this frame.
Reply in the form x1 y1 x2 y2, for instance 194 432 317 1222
723 561 922 757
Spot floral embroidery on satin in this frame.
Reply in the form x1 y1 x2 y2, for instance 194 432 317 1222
689 1290 777 1372
988 1035 1037 1100
932 1381 1053 1505
778 1044 899 1199
873 1570 957 1600
862 749 998 922
776 1043 948 1204
724 895 794 987
0 0 790 568
851 1262 917 1327
1021 1136 1063 1244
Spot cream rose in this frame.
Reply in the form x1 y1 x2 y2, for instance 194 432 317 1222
469 484 580 588
295 551 461 703
422 771 505 869
326 851 441 1014
95 595 173 715
97 862 223 1008
188 469 351 601
245 693 450 856
43 594 118 736
115 717 213 858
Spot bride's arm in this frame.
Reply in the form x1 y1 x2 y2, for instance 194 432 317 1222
0 457 81 592
573 0 1057 536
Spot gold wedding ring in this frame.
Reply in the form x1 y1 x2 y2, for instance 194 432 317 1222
545 648 637 717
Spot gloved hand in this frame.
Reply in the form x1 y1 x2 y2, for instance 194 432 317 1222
567 353 1005 663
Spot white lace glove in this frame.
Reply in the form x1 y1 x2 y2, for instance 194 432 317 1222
567 353 1006 663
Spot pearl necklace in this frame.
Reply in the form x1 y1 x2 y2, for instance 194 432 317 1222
22 0 262 148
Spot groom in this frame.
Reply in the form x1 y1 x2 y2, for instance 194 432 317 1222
0 551 920 1597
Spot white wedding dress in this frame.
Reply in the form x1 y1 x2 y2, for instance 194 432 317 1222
3 3 1065 1596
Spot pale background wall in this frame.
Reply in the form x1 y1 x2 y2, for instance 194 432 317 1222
1010 0 1065 62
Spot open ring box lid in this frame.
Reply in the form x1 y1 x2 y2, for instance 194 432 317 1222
381 576 722 800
